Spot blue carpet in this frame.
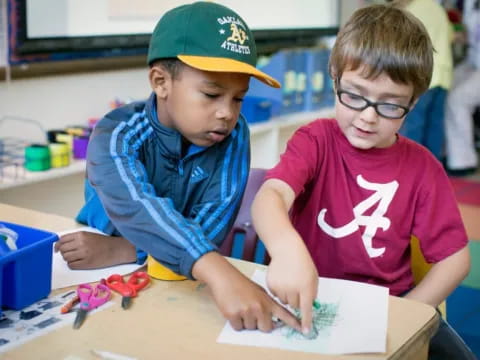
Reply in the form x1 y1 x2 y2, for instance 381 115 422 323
447 285 480 357
446 175 480 358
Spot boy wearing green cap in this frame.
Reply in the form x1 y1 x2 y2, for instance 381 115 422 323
55 1 300 333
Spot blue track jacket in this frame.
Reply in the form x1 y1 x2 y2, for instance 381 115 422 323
76 93 250 278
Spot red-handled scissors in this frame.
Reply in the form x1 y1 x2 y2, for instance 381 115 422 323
105 271 150 309
73 283 111 329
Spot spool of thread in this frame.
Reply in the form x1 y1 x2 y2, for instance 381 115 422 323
66 126 91 137
49 142 70 168
47 129 67 143
73 136 89 159
147 255 186 281
55 132 73 153
24 144 51 171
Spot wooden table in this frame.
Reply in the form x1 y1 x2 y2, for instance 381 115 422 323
0 204 439 360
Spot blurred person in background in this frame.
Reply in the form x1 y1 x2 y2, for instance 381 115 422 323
389 0 454 162
444 0 480 176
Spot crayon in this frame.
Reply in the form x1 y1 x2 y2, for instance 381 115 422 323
61 295 80 314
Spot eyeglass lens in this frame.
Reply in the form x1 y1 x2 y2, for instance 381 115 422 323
338 91 408 119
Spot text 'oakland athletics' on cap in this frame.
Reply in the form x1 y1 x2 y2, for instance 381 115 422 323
147 1 280 88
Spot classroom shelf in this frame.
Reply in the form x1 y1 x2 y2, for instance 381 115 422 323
0 159 86 190
250 107 334 168
0 107 335 191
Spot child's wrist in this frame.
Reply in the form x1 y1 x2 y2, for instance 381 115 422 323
267 233 306 258
113 236 138 264
192 251 238 284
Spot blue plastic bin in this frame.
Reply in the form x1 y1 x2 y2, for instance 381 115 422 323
241 96 276 124
0 221 58 316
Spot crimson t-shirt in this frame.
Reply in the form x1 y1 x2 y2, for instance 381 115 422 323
266 118 468 295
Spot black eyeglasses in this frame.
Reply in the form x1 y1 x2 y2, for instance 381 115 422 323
336 88 411 119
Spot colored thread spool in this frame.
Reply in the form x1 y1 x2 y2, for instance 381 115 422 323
55 133 73 152
147 255 186 281
49 142 70 168
73 136 89 159
47 130 67 143
24 144 51 171
66 126 90 137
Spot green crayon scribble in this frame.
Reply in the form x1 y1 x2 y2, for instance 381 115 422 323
283 301 339 340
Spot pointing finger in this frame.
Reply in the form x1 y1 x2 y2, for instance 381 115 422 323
300 295 314 335
271 302 301 333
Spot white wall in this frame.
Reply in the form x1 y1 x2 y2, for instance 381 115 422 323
0 0 346 141
0 67 150 217
340 0 369 26
0 67 150 142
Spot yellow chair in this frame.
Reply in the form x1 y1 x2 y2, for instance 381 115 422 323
411 235 447 318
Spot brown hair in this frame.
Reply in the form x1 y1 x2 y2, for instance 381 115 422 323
329 4 433 99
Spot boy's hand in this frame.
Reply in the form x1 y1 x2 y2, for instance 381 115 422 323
267 242 318 335
251 178 319 334
192 252 301 332
54 231 137 269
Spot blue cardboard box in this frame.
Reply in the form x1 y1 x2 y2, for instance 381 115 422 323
305 48 335 111
281 49 298 115
292 49 308 113
246 50 297 116
0 222 58 316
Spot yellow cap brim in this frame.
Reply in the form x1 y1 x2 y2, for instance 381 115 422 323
178 55 281 88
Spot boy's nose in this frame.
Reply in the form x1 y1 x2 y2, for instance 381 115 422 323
216 102 236 122
359 105 378 124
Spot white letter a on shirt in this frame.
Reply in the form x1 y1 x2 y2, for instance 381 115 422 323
317 175 399 258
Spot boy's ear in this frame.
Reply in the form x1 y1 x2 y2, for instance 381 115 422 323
149 65 171 99
330 71 338 91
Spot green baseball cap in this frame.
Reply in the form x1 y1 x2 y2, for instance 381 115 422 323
147 1 280 88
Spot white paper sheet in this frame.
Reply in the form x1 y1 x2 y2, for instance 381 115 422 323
52 227 145 290
217 270 389 355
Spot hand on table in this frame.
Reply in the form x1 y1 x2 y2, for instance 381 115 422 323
54 231 136 270
192 252 301 333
